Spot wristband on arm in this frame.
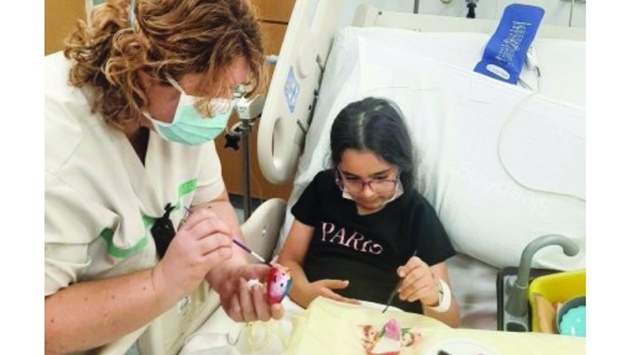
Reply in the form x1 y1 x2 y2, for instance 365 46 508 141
427 277 452 313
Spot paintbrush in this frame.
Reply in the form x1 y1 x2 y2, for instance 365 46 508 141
183 208 271 265
382 250 418 313
382 281 402 313
231 238 272 265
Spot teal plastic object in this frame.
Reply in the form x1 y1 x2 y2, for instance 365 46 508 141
557 296 586 337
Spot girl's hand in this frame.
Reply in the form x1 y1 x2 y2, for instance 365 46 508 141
396 256 441 307
299 279 360 307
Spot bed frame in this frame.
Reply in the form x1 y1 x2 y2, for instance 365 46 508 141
254 0 586 338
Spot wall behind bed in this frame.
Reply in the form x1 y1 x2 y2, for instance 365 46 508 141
419 0 585 28
341 0 586 28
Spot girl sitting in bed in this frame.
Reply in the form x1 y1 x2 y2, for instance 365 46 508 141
279 97 460 327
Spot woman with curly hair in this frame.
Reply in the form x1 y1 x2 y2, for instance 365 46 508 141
45 0 281 353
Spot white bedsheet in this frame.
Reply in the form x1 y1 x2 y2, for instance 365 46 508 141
180 298 400 354
275 27 585 329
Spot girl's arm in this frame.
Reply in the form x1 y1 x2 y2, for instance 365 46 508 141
423 262 460 327
397 258 460 327
279 220 357 308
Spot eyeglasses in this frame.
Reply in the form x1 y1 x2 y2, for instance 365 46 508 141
151 203 176 258
166 74 234 117
166 74 211 114
335 168 400 194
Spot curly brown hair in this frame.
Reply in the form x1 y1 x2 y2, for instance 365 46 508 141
63 0 266 128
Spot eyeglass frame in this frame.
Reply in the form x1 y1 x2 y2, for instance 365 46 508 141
164 73 236 117
334 167 401 194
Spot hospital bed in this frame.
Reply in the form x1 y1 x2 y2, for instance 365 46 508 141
104 0 586 353
256 0 585 331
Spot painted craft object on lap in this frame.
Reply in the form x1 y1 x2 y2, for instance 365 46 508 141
361 318 422 355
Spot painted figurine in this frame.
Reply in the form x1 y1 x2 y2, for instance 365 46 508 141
266 265 293 304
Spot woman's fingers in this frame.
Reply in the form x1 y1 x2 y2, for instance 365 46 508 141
218 266 284 323
195 233 231 257
199 241 233 266
250 282 272 322
177 211 235 263
157 211 235 296
225 294 243 322
181 210 231 241
270 303 284 320
238 278 258 322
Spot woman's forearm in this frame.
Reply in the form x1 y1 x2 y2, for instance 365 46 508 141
45 267 179 354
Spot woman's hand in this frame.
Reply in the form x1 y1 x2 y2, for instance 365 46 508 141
207 263 284 322
396 256 441 307
295 279 360 308
152 208 233 301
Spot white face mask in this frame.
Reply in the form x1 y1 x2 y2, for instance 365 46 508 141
143 75 233 146
336 167 404 206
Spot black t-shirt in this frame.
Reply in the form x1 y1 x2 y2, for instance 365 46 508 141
291 169 456 313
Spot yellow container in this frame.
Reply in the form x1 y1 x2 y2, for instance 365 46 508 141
528 269 586 333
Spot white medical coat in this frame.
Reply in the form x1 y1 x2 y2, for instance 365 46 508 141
45 52 226 296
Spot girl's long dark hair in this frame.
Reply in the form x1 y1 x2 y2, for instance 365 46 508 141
329 97 417 193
